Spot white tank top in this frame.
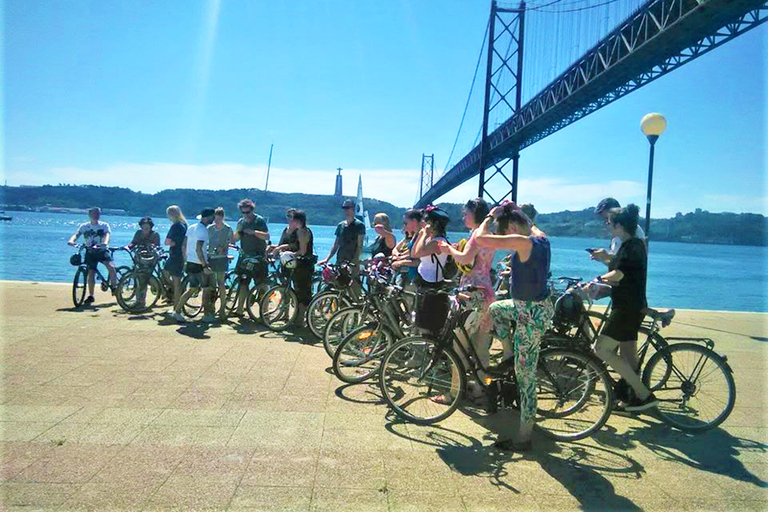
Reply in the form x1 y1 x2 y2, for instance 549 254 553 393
418 236 449 283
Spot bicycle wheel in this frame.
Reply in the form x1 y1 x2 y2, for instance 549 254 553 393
332 323 394 384
637 327 669 391
535 348 614 441
72 267 88 307
322 306 373 358
224 280 242 317
181 275 203 318
642 343 735 433
246 284 268 322
116 271 145 313
307 291 350 339
379 337 465 425
115 265 131 281
260 286 298 331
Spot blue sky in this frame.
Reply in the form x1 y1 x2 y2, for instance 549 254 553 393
3 0 766 217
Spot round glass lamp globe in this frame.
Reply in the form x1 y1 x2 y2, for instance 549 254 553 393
641 113 667 137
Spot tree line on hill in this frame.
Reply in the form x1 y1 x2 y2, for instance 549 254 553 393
1 185 765 246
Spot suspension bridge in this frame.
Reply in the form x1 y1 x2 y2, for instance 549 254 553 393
414 0 767 208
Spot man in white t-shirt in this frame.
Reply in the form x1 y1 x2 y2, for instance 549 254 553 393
590 198 646 266
173 208 216 323
67 207 117 305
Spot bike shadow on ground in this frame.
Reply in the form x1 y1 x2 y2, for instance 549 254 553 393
383 407 646 510
230 318 270 335
174 322 212 340
260 326 319 346
592 415 768 489
55 301 119 313
333 382 386 406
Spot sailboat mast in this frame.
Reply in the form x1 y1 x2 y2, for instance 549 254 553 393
264 144 274 191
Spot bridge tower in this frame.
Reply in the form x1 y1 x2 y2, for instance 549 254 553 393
478 0 525 204
419 154 435 202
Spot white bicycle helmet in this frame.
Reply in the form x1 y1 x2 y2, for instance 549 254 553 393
280 251 297 269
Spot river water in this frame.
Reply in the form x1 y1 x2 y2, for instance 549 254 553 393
0 211 765 312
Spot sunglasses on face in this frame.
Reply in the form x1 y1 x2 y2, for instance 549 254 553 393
241 209 253 214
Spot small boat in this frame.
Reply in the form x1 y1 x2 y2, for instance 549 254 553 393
0 216 12 221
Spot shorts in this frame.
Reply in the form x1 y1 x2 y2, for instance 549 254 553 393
185 263 213 288
602 308 645 342
165 255 184 277
84 248 112 271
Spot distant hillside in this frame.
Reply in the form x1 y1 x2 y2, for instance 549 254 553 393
1 185 766 246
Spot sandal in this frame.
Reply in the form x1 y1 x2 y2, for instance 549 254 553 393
430 394 455 405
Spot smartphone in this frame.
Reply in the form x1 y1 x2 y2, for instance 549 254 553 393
585 248 597 253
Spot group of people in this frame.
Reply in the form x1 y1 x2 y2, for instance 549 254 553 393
68 195 656 452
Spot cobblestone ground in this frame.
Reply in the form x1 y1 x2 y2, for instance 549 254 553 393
1 281 766 511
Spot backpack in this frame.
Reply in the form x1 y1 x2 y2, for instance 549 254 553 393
431 237 459 282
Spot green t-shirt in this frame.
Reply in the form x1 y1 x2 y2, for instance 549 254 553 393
236 215 269 257
334 218 366 263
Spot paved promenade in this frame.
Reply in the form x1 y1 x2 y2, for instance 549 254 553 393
1 281 766 511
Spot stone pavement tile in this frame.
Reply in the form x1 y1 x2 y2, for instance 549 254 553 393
309 488 388 512
0 405 81 423
0 442 55 482
87 407 166 425
90 445 187 483
12 444 123 484
241 450 319 488
116 389 189 409
320 425 413 452
642 460 751 501
323 412 389 431
258 396 329 413
173 447 254 478
532 493 677 512
130 425 237 448
0 422 57 442
382 450 461 494
57 405 107 424
387 490 467 512
404 422 488 452
461 490 542 511
229 485 312 511
325 384 386 414
168 389 234 410
142 474 241 510
679 499 768 511
239 411 325 430
58 476 167 511
228 424 323 452
314 451 386 490
152 409 246 427
35 421 148 446
0 482 79 508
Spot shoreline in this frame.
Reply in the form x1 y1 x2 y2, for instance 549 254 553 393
1 279 765 315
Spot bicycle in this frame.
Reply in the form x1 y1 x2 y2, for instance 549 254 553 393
547 278 736 432
70 244 132 307
306 262 361 339
378 285 615 441
259 255 301 331
224 248 273 321
331 264 415 384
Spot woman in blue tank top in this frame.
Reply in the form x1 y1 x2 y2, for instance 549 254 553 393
475 201 554 452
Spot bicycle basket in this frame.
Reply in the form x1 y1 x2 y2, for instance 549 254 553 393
136 248 158 268
321 265 352 288
552 291 586 330
69 254 82 267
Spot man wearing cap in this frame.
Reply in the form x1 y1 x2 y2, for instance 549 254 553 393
233 199 270 316
319 199 366 280
173 208 216 323
67 207 117 305
591 198 646 265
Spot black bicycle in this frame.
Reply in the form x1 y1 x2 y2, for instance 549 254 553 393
379 285 615 441
70 244 132 307
547 278 736 432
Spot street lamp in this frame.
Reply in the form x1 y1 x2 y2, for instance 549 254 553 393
640 113 666 243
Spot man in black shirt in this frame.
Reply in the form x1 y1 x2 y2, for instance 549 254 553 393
319 199 366 296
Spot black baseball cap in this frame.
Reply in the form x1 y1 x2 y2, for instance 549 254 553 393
341 199 355 209
595 198 620 215
138 216 154 227
196 207 216 219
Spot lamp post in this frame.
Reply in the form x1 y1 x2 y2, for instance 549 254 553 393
640 113 666 244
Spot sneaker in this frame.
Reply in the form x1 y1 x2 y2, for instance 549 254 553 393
613 378 630 403
84 296 95 305
624 393 659 412
172 312 187 323
201 314 217 323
